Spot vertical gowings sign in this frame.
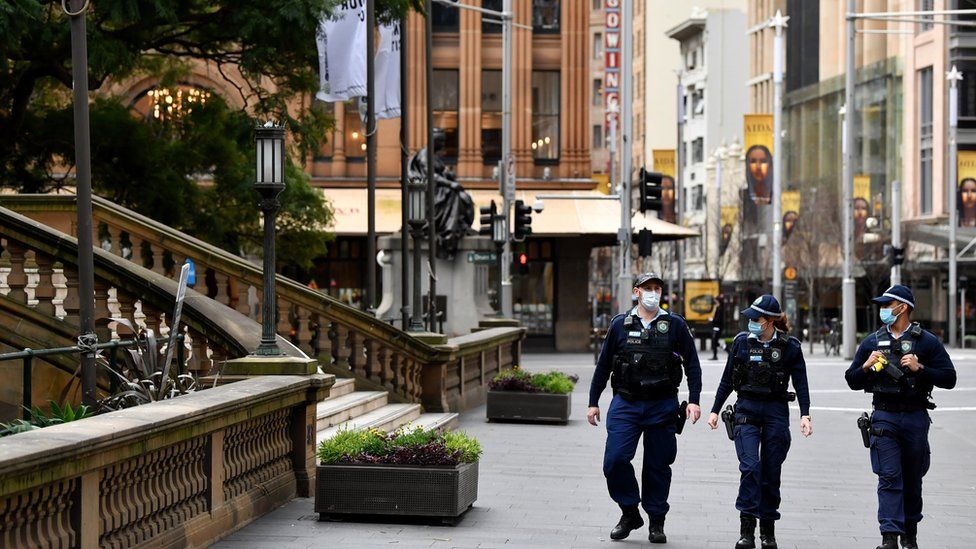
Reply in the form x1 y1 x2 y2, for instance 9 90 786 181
604 0 621 131
161 262 191 381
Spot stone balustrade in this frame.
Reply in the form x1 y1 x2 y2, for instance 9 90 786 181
0 195 526 412
0 375 333 548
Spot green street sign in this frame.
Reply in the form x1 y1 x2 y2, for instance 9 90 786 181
467 251 498 264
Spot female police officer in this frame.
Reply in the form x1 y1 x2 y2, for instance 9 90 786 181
707 295 812 549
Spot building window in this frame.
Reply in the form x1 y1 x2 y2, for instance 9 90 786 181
691 89 704 117
959 62 976 126
432 2 459 32
960 0 976 31
344 99 365 160
482 69 502 163
592 78 602 107
592 124 603 149
692 138 704 163
592 0 601 10
482 0 502 33
593 32 603 60
917 0 934 32
692 184 704 211
532 0 559 34
919 66 933 214
532 71 560 162
433 69 459 163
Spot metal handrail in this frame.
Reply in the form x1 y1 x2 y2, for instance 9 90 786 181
0 334 186 420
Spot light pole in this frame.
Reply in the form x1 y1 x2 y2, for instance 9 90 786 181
890 179 902 286
399 15 411 329
65 0 97 406
841 0 857 360
407 176 427 331
770 10 789 302
365 0 377 312
617 0 634 314
948 64 962 348
254 122 286 356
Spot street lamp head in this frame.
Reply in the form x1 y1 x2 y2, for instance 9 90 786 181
255 121 286 195
407 176 427 228
947 65 964 86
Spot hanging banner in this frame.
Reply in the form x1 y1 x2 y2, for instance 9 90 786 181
743 114 774 205
684 280 720 324
720 206 737 255
781 190 801 242
959 151 976 227
854 174 871 239
374 22 401 119
652 149 677 223
604 0 621 130
316 3 367 102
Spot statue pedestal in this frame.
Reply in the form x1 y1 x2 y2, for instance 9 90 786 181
376 233 495 337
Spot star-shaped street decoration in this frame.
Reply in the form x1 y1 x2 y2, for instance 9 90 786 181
947 65 964 85
768 10 790 32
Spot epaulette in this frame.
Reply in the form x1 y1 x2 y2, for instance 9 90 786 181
908 322 923 337
787 335 802 347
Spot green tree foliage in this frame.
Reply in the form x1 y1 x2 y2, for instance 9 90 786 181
0 0 421 268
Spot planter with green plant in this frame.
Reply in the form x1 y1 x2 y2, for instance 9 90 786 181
315 426 481 522
486 367 577 423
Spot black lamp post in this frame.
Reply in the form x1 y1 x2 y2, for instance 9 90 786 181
407 176 427 332
492 209 507 315
254 121 286 355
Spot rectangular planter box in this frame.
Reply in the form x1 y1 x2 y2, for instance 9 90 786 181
315 461 478 520
486 390 571 423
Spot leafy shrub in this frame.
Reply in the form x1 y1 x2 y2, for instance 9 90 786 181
317 426 481 466
489 367 577 395
0 401 93 437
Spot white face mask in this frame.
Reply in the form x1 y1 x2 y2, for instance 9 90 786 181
640 290 661 310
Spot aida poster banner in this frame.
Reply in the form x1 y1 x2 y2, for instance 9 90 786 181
720 206 738 255
781 190 801 242
652 149 677 223
854 175 871 239
683 280 720 324
958 151 976 227
744 114 774 205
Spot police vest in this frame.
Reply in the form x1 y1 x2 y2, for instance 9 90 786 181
611 314 683 400
732 333 792 401
867 323 925 399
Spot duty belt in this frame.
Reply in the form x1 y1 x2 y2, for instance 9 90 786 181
873 400 933 413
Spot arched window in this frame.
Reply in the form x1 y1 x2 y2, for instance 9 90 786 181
129 84 213 123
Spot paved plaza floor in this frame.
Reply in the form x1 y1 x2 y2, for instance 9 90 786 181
216 347 976 548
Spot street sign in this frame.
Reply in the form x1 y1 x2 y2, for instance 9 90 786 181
161 262 190 379
467 251 498 264
504 153 516 202
784 266 797 281
783 281 797 300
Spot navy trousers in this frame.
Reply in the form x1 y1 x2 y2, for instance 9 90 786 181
603 394 679 519
732 398 791 520
869 410 931 535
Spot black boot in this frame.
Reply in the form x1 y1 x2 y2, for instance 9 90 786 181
901 522 918 549
609 506 644 540
647 517 667 544
876 532 899 549
735 515 757 549
759 519 777 549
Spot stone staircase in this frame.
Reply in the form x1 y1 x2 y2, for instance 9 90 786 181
315 378 459 445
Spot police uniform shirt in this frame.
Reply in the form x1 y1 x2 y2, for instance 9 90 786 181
845 325 957 406
709 331 811 417
589 307 703 408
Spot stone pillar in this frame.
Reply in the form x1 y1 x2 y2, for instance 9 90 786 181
512 0 533 170
456 6 483 177
554 238 591 352
407 11 427 150
559 0 589 178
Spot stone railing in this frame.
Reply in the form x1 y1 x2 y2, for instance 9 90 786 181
0 375 333 548
1 195 525 412
0 204 305 385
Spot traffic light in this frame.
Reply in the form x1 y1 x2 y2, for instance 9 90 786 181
638 168 664 213
479 200 497 237
637 229 653 257
513 199 532 242
515 252 529 275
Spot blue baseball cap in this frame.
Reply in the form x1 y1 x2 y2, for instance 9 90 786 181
872 284 915 309
741 294 782 320
634 273 664 288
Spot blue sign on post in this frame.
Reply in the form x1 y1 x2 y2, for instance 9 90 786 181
185 258 196 287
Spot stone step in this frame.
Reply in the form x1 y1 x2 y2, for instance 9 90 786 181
315 391 389 431
408 412 460 433
325 378 357 399
316 403 422 444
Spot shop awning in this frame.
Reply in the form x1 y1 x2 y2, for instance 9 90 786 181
320 188 700 240
906 223 976 252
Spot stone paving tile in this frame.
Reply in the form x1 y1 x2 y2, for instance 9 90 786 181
216 350 976 548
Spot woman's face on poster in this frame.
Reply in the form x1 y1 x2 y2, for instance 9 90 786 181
747 147 770 185
854 198 869 221
962 179 976 209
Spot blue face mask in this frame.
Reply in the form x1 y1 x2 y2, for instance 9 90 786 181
747 320 764 335
879 306 901 326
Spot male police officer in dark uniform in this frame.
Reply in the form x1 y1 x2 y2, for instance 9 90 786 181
845 285 956 549
588 273 703 544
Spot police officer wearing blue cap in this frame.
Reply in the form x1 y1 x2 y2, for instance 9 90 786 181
587 273 703 544
707 295 812 549
845 284 956 549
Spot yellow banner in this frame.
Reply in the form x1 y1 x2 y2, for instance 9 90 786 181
781 190 800 215
854 175 871 201
744 114 773 205
721 206 739 226
652 149 677 223
684 280 720 323
959 151 976 227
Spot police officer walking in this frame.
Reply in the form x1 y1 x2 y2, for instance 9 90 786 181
587 273 703 544
845 285 956 549
707 295 812 549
